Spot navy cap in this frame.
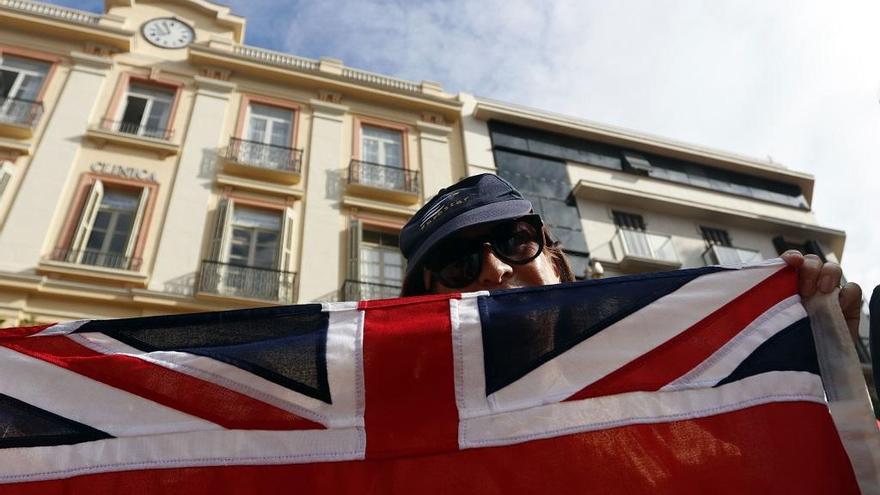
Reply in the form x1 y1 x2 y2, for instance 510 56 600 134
400 173 532 290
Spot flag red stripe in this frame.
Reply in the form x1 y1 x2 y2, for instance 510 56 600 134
1 335 323 431
4 402 858 495
567 266 797 401
0 324 55 339
361 295 459 458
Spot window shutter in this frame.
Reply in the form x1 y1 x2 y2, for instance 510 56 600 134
123 187 150 266
0 162 12 201
280 205 295 271
209 198 232 261
70 179 104 261
347 218 363 282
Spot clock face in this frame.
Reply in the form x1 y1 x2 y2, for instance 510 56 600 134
142 18 195 49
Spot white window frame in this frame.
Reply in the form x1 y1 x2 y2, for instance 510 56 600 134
116 82 175 137
68 179 148 270
360 124 404 168
0 55 49 101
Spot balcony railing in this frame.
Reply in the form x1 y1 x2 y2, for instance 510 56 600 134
0 0 101 25
0 96 43 128
341 279 401 301
348 160 419 195
612 228 680 268
51 248 141 271
198 260 295 303
225 137 303 173
702 244 763 266
99 118 173 141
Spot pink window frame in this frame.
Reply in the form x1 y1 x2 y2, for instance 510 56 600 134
55 173 159 265
103 73 184 134
352 116 412 170
233 94 301 149
0 45 62 102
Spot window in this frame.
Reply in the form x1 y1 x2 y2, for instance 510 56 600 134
200 199 295 302
0 55 49 125
64 180 149 270
0 161 12 202
346 219 404 300
240 103 295 169
115 82 175 139
228 206 282 269
613 210 650 258
701 226 762 265
358 124 406 190
700 226 732 247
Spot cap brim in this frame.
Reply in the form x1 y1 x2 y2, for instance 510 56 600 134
402 199 533 289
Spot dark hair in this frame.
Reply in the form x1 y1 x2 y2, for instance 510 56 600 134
400 225 575 297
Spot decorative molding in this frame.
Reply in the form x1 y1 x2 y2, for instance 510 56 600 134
198 66 232 81
420 112 446 126
192 74 236 95
317 89 343 104
82 43 117 58
69 50 113 72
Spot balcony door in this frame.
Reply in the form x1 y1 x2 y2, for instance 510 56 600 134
347 220 403 300
244 103 293 170
68 181 149 270
360 125 404 190
613 211 651 258
0 56 49 123
221 205 285 300
118 83 174 138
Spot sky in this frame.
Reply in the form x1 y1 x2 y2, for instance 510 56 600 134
52 0 880 298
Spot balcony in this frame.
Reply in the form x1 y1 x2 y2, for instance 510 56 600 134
346 159 420 204
222 137 303 184
610 228 681 272
341 279 401 301
85 118 179 157
0 96 43 139
702 244 763 266
198 260 296 303
51 247 141 271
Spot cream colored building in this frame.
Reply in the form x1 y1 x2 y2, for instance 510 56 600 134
0 0 861 340
0 0 464 326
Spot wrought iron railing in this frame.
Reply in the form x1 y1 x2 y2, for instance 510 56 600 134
348 159 420 194
341 279 401 301
198 260 295 303
225 137 303 173
613 228 679 264
51 248 141 271
0 96 43 128
702 244 763 266
99 118 174 141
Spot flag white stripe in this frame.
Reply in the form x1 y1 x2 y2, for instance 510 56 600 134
0 344 221 436
661 295 807 391
483 262 785 414
451 294 490 421
70 306 365 429
0 427 365 484
460 371 824 449
30 319 88 336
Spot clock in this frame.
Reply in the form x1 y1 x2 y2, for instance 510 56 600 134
142 18 195 49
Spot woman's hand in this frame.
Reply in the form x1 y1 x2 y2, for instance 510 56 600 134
781 250 863 340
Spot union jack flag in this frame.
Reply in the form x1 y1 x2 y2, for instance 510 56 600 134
0 260 860 493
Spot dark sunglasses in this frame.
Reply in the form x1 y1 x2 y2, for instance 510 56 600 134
424 215 544 289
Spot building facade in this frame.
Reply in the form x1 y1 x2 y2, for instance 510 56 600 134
0 0 871 388
0 0 465 325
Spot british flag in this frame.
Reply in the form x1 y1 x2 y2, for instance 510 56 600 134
0 260 860 493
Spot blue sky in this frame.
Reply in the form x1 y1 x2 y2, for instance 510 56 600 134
48 0 880 297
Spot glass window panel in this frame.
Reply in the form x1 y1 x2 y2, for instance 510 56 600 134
92 211 111 230
144 99 170 131
0 69 16 97
109 232 128 253
121 96 147 127
233 206 281 231
86 231 105 250
248 117 267 142
362 139 380 163
270 120 291 146
100 190 140 211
